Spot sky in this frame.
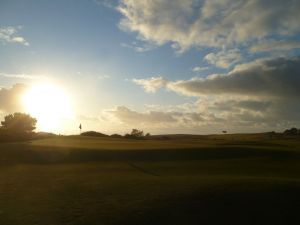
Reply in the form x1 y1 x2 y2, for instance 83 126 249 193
0 0 300 135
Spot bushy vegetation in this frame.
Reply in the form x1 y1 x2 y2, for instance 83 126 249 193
0 112 37 142
283 127 300 135
1 112 37 133
124 129 151 139
80 129 150 139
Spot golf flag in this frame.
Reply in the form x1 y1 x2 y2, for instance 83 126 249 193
79 124 82 130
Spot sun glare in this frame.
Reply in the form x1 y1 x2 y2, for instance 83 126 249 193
22 83 74 132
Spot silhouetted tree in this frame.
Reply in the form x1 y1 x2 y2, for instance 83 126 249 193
1 113 37 133
124 129 145 139
131 129 144 137
284 127 300 135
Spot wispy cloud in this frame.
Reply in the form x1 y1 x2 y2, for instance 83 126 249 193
77 114 99 122
133 76 168 93
0 26 29 46
0 72 46 80
250 40 300 53
121 41 157 52
192 66 209 72
204 49 242 69
93 0 118 9
97 74 111 80
108 106 177 126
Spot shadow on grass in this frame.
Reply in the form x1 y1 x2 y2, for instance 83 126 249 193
120 181 300 225
0 143 299 165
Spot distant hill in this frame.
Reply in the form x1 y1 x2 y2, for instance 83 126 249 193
37 128 300 141
110 134 123 138
35 132 57 139
81 131 109 137
147 132 289 141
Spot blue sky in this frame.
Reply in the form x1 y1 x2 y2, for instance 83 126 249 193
1 0 300 134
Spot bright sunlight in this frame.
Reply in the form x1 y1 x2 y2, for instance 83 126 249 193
22 83 74 132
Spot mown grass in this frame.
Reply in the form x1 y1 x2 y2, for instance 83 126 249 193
0 135 300 225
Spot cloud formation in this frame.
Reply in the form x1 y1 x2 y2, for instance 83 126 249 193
0 26 29 46
134 57 300 98
118 0 300 51
109 106 177 125
131 56 300 132
121 41 157 52
0 72 46 80
107 105 229 133
0 84 28 113
169 57 300 98
105 93 300 133
106 98 300 133
133 76 168 93
204 49 242 68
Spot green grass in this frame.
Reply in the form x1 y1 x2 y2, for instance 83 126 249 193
0 135 300 225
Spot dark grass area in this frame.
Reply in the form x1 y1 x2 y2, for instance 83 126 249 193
0 136 300 225
1 141 299 165
125 179 300 225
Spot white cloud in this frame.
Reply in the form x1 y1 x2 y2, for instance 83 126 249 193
117 0 300 51
0 26 29 46
204 49 242 68
133 76 168 93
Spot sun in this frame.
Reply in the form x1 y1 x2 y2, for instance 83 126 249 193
22 83 74 132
